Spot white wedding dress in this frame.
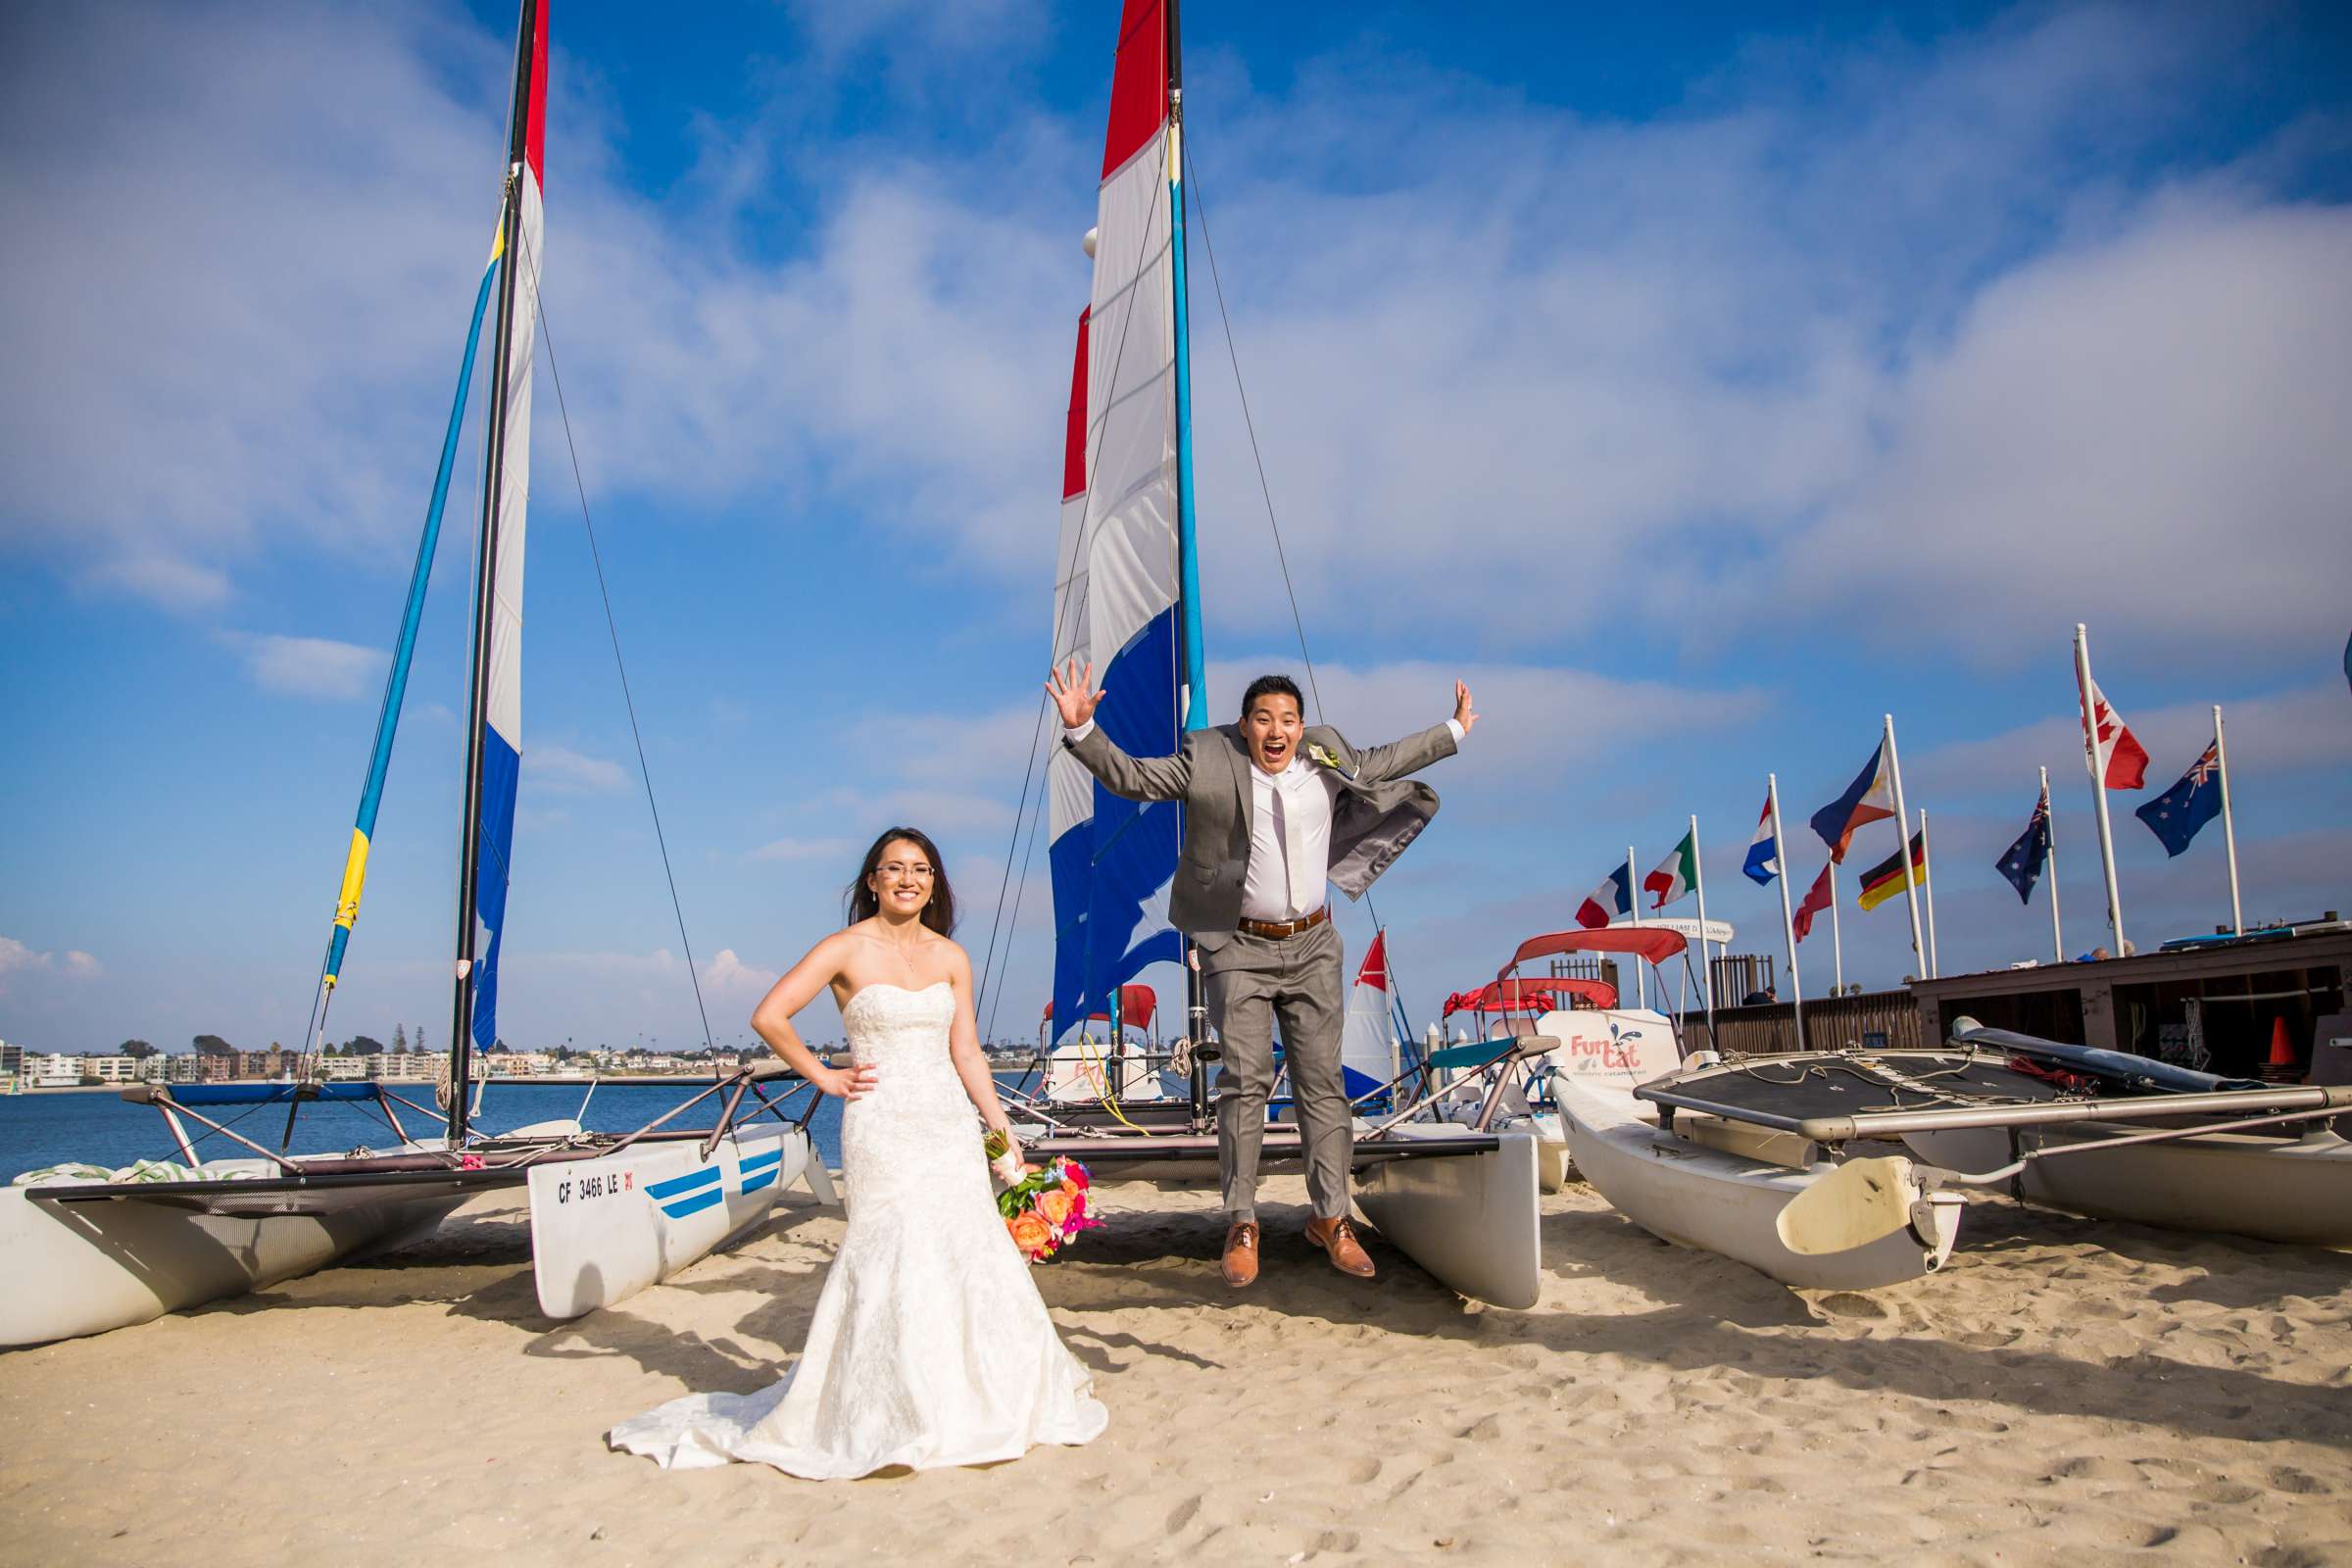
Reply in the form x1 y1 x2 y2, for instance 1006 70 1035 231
608 981 1107 1478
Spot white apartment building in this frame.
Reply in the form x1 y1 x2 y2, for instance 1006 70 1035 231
366 1053 442 1080
318 1054 370 1080
83 1055 143 1083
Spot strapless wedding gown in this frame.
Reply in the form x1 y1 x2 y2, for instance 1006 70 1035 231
608 981 1106 1478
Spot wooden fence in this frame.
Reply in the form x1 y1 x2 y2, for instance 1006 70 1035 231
1676 987 1921 1055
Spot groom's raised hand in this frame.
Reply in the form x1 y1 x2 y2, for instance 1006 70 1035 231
1453 679 1479 736
1046 658 1107 730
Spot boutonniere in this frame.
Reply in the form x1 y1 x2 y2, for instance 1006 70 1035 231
1306 743 1356 779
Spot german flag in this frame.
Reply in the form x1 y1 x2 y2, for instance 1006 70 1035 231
1857 830 1927 912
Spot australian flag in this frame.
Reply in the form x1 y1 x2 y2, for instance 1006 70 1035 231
1995 787 2052 904
2133 742 2224 858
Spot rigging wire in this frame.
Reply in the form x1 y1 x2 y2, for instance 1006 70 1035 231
985 770 1054 1047
515 221 717 1054
1184 144 1423 1043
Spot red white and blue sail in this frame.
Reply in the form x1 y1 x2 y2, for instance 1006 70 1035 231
467 0 548 1060
1050 0 1200 1036
1340 930 1405 1102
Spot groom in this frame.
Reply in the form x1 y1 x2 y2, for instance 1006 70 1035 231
1046 662 1476 1287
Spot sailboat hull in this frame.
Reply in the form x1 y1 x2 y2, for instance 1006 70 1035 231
528 1130 812 1318
1558 1078 1964 1292
1902 1124 2352 1246
0 1171 464 1348
1354 1127 1543 1309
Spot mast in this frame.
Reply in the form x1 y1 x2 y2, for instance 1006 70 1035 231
1165 0 1214 1122
446 0 546 1143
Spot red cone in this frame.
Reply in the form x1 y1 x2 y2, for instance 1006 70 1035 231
2263 1017 2300 1084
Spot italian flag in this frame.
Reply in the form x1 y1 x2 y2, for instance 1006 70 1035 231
1642 830 1697 911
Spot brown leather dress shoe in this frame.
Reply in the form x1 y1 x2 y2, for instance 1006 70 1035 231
1222 1220 1260 1288
1304 1215 1376 1278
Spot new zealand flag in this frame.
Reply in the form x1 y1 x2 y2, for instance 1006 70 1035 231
1996 788 2052 904
2133 743 2224 858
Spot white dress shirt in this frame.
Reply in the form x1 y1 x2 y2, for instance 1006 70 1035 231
1064 717 1467 923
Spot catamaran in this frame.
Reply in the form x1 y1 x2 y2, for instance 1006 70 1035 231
1010 0 1540 1310
0 0 828 1349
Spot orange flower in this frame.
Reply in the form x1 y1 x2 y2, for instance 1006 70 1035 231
1037 1189 1073 1229
1008 1211 1053 1257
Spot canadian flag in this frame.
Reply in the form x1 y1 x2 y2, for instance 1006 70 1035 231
2078 673 2150 790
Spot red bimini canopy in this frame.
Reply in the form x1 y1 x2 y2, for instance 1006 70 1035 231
1501 927 1688 977
1442 977 1618 1016
1042 984 1157 1030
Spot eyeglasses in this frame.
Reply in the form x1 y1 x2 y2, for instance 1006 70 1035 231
876 861 934 878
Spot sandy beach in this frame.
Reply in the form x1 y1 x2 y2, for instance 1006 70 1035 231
3 1177 2347 1566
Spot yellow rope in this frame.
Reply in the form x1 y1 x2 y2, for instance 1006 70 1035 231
1069 1032 1160 1136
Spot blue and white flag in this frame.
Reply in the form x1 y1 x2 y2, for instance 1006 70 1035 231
2133 743 2224 858
1996 785 2052 903
1742 796 1779 886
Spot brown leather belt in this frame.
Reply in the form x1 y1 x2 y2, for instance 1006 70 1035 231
1237 906 1331 940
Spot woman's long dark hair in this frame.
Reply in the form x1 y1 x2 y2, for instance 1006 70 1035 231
844 826 956 936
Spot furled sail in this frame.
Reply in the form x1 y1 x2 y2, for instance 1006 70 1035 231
463 0 547 1069
1049 0 1190 1038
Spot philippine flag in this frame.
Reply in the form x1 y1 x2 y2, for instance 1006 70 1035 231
1574 864 1634 930
1742 797 1779 886
1809 738 1897 863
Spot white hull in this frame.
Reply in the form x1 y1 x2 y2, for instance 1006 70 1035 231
0 1169 464 1348
1522 1005 1683 1191
529 1130 821 1317
1902 1124 2352 1247
1557 1078 1964 1292
1354 1128 1543 1309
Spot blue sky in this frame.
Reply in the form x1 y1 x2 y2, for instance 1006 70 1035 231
2 0 2347 1056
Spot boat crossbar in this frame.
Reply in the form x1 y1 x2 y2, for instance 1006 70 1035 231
1927 1101 2352 1188
1639 1081 2352 1145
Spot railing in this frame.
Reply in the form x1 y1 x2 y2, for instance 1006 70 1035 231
1679 988 1921 1055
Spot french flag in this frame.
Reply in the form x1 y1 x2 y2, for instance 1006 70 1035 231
1574 864 1633 930
1742 797 1779 886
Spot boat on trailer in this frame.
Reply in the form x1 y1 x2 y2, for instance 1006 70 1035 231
0 0 831 1349
1016 0 1540 1309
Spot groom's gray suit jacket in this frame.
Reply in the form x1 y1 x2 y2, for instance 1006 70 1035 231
1062 720 1456 954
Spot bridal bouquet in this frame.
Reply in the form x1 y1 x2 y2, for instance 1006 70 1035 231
985 1132 1102 1263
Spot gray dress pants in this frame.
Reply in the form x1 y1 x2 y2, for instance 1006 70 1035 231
1202 919 1348 1222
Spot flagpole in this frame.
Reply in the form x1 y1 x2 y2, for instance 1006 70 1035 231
1690 813 1716 1046
1883 714 1928 983
1828 859 1844 995
1626 845 1645 1009
2074 623 2127 956
2041 765 2064 963
1767 774 1805 1051
1919 808 1940 978
2214 705 2243 936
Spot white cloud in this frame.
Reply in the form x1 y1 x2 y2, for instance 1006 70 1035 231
223 631 386 701
700 948 778 999
525 744 628 794
82 554 232 611
0 938 101 993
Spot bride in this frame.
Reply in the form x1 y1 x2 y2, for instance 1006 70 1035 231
609 826 1108 1477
